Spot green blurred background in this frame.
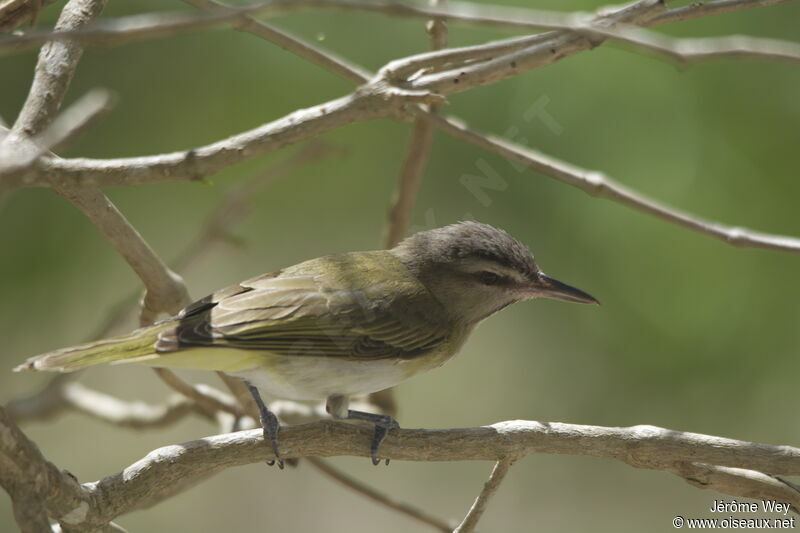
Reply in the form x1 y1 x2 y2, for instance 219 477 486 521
2 1 799 531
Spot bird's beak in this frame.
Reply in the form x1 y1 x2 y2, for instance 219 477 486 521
524 273 599 305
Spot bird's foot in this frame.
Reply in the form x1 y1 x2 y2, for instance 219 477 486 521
245 381 284 469
347 410 399 465
261 408 284 469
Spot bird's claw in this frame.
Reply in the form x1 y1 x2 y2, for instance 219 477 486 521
263 421 284 469
370 416 399 466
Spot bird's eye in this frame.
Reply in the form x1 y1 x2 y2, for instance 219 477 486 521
478 271 502 285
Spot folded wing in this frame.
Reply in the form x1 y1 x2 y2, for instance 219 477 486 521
156 255 448 361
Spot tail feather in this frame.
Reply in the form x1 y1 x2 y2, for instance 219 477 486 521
14 323 172 373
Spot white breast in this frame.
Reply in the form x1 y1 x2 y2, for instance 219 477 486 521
231 354 416 401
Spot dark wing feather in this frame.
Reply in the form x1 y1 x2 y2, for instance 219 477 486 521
156 254 449 360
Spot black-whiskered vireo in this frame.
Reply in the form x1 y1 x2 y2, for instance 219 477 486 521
16 221 598 467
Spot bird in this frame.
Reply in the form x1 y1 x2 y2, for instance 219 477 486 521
15 221 598 467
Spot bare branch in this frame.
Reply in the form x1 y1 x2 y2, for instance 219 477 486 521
383 120 436 249
427 113 800 254
0 405 91 530
52 187 192 324
6 375 207 430
6 0 794 195
453 458 515 533
0 5 280 55
29 89 113 155
6 373 75 424
153 367 243 418
172 140 337 270
42 420 800 529
306 457 453 532
6 396 800 528
0 0 60 31
26 87 440 190
586 25 800 67
52 522 128 533
0 0 592 55
383 0 448 248
61 382 204 429
4 0 795 74
650 0 797 25
6 0 106 138
0 89 113 182
671 463 800 514
181 0 370 84
406 0 666 95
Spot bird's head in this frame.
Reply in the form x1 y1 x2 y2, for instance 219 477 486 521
392 221 598 326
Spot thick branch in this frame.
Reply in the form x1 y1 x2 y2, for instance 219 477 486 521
61 420 800 528
29 87 438 189
0 406 92 530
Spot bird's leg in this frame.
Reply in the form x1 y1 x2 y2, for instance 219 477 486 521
326 394 399 465
245 381 284 469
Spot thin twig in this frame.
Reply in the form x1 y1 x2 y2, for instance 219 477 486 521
383 0 447 249
4 0 797 69
671 462 800 515
0 89 113 181
153 367 243 418
52 522 129 533
405 0 667 95
586 25 800 67
53 187 192 325
0 0 60 31
650 0 797 25
427 113 800 254
306 457 453 532
5 373 75 423
171 140 337 270
0 4 288 55
61 382 208 428
181 0 370 84
453 458 516 533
